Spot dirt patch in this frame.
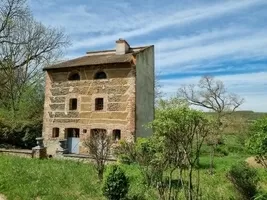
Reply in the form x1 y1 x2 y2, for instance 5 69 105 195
0 194 7 200
246 156 263 168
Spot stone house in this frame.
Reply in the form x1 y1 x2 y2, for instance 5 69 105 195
42 39 155 155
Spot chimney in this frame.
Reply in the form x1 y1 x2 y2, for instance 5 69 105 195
116 38 130 55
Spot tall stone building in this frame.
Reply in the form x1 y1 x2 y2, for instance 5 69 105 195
42 39 154 155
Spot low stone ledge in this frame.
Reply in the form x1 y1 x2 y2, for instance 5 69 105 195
62 153 116 163
0 148 33 158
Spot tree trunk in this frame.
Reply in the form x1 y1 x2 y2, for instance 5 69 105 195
209 145 215 175
98 168 104 181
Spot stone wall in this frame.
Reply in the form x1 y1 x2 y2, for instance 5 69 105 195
0 149 33 158
42 63 136 155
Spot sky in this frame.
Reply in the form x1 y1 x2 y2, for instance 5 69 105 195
29 0 267 112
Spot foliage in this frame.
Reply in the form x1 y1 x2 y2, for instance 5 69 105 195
115 137 164 188
0 0 67 148
0 119 42 149
148 103 214 199
178 76 244 174
0 154 266 200
103 165 129 200
246 117 267 168
0 83 43 149
115 100 214 199
227 161 259 200
114 140 137 164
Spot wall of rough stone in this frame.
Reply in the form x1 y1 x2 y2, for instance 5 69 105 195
42 63 136 155
135 46 155 138
0 149 33 158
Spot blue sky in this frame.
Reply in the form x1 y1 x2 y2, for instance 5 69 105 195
29 0 267 112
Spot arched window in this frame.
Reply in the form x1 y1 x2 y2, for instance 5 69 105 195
68 72 80 81
94 71 107 79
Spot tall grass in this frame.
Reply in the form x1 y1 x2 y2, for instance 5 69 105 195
0 155 265 200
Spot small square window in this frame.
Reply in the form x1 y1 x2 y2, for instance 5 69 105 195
52 128 59 138
95 98 104 111
69 98 77 110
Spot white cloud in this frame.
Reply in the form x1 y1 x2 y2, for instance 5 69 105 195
155 31 267 73
66 0 266 50
160 72 267 112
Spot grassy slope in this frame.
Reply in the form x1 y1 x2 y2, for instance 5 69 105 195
0 154 266 200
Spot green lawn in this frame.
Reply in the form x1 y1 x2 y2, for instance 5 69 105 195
0 154 265 200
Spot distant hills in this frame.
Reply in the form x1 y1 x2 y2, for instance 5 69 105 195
205 110 267 121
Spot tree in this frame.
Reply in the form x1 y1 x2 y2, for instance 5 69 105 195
103 165 129 200
178 76 244 174
246 117 267 169
0 0 68 117
0 0 68 148
83 129 112 181
116 99 213 200
0 0 28 46
149 101 213 200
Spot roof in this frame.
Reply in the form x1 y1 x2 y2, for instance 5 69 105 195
44 46 151 70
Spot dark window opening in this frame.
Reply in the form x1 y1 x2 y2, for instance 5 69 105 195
83 129 87 133
68 72 80 81
69 98 77 110
95 98 104 110
113 129 121 141
52 128 59 138
66 128 80 138
94 71 107 79
90 129 107 138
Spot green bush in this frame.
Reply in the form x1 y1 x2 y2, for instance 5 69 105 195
0 119 42 149
103 165 129 200
215 146 229 156
246 116 267 168
227 161 259 200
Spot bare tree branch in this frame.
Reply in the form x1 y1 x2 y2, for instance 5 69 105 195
83 129 112 181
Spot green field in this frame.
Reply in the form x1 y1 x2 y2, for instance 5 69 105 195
0 154 266 200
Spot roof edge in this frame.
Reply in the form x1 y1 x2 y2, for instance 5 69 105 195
85 45 153 54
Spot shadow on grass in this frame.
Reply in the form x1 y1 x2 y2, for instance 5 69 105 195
195 162 212 170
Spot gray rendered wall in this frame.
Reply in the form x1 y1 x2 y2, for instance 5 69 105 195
135 46 155 138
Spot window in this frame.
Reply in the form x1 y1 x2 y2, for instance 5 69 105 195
94 71 107 79
52 128 59 138
66 128 80 138
68 72 80 81
95 98 104 110
83 129 87 133
90 129 107 137
113 129 121 141
69 98 77 110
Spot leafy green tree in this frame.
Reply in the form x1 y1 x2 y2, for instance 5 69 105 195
103 165 129 200
149 100 213 200
246 117 267 168
116 98 214 200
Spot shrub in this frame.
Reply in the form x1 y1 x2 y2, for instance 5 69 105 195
227 161 259 200
114 140 137 164
0 119 42 149
103 165 129 200
246 116 267 168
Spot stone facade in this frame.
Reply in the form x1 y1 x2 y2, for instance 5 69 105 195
42 40 154 155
